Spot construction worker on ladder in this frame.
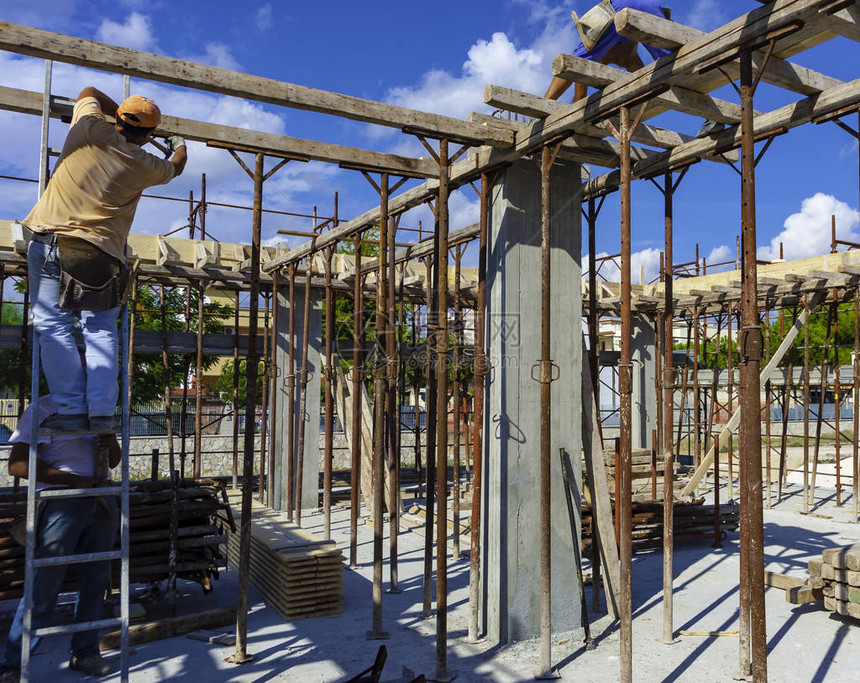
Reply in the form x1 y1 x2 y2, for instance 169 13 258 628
21 86 188 435
0 396 121 681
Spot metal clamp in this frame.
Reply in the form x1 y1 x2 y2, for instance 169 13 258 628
531 360 560 384
739 325 763 363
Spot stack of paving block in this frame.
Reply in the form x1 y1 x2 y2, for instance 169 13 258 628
227 494 344 620
810 543 860 619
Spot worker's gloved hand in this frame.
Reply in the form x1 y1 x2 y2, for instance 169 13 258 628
166 135 186 153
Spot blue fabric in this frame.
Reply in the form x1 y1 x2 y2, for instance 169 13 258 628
2 497 118 668
574 0 671 62
27 239 119 417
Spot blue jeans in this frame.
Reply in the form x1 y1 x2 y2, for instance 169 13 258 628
2 497 118 668
27 239 119 417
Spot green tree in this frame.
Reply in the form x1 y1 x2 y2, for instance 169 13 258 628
211 358 264 405
131 285 234 403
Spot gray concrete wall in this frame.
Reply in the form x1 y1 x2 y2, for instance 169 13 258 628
483 157 582 645
273 282 322 513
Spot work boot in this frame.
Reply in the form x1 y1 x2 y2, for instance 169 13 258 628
696 119 725 138
89 416 120 434
39 413 90 434
69 652 112 677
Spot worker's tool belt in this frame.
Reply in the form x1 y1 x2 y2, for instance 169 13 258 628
572 0 615 52
56 236 129 312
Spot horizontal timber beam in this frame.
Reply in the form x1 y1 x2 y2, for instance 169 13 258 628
551 56 754 123
0 85 438 179
615 8 843 96
0 21 512 147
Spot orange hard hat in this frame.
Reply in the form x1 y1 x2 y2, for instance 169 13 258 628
117 94 161 128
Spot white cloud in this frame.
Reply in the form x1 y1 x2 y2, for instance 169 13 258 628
684 0 731 32
385 25 573 120
256 4 273 32
185 43 241 72
758 193 860 262
703 244 734 272
97 13 157 52
584 248 662 285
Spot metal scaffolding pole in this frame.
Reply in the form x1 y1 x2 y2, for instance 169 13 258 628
434 138 451 682
193 279 207 479
259 292 270 500
536 142 561 680
387 207 401 594
295 257 313 527
349 232 364 569
738 48 768 683
232 291 240 489
368 173 389 640
422 251 438 620
451 244 463 562
268 273 279 505
323 247 335 540
467 171 492 642
230 151 264 665
287 263 297 520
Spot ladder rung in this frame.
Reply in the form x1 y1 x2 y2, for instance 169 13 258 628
34 550 121 568
35 617 121 638
37 486 123 499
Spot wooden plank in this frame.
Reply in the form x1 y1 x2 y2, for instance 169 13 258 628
551 56 751 123
810 558 860 584
615 8 843 96
0 84 438 179
824 595 860 618
823 582 860 603
99 607 236 652
581 346 621 619
764 570 805 590
630 75 860 182
483 84 708 151
820 5 860 42
822 543 860 571
0 22 511 147
786 583 824 604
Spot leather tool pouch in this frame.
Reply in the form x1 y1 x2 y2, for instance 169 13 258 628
56 235 129 312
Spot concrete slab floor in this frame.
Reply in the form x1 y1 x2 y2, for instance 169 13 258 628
6 484 860 682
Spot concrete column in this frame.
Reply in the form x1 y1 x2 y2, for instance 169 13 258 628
273 282 322 513
632 313 657 450
482 157 582 644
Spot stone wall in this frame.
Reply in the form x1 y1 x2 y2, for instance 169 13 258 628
0 428 468 488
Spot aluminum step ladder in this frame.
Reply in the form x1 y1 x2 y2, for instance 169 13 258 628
19 60 132 682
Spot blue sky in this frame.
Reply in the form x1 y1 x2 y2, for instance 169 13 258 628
1 0 858 280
